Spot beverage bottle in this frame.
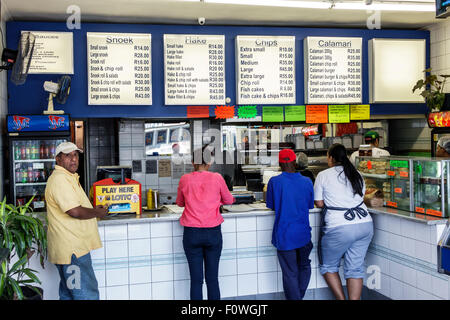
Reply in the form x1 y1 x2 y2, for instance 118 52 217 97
14 142 21 160
40 169 47 182
15 168 21 183
25 141 31 160
50 142 56 158
21 166 27 183
20 142 26 160
27 164 33 183
44 143 49 159
33 141 39 159
34 169 40 182
39 142 45 159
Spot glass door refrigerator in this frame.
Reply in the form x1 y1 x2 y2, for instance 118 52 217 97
6 114 71 211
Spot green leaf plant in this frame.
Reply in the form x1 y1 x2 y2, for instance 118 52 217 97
413 68 450 112
0 196 47 300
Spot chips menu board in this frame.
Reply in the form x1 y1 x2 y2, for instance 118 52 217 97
236 36 296 105
87 32 152 105
304 36 362 104
164 34 226 105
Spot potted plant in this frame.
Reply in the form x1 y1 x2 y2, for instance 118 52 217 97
412 68 450 112
0 196 47 300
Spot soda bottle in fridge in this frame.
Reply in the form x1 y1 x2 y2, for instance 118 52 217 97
40 142 45 159
44 143 50 159
21 165 27 183
20 142 26 160
50 142 56 158
27 164 33 183
33 141 39 159
15 168 21 183
14 142 21 160
25 141 31 160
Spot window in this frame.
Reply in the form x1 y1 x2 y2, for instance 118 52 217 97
145 131 154 146
157 130 167 144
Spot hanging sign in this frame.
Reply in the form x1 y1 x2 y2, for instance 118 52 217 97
306 105 328 123
304 36 362 104
87 32 152 105
164 34 225 105
236 35 295 105
328 105 350 123
187 106 210 118
23 31 74 74
262 107 284 122
285 105 306 122
350 104 370 120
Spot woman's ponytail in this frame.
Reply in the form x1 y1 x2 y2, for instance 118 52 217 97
328 143 364 197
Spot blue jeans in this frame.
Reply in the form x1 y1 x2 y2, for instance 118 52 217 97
183 225 222 300
55 253 99 300
277 241 313 300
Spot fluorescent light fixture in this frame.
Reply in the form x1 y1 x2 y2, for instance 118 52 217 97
204 0 435 12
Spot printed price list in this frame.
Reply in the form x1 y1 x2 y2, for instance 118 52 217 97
87 32 152 105
164 34 225 105
304 37 362 104
236 36 295 105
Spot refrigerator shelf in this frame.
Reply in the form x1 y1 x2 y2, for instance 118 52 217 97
14 159 55 163
15 182 47 187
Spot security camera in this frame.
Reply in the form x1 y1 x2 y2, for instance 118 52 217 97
198 17 206 25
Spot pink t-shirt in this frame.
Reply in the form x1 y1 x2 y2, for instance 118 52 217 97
176 171 235 228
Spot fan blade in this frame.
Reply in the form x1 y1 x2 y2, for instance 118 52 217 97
11 32 35 85
55 75 71 104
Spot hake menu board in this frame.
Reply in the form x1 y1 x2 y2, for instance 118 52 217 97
304 37 362 104
164 34 225 105
236 36 295 105
87 32 152 105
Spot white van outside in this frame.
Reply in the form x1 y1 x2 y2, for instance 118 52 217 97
145 123 190 156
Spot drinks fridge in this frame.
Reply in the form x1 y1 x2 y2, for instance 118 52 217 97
6 115 71 211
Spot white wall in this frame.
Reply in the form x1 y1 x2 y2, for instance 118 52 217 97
0 0 11 199
427 19 450 93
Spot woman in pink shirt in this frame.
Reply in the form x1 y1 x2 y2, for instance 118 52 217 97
176 146 235 300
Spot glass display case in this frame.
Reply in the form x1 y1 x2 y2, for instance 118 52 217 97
355 156 450 218
412 158 450 218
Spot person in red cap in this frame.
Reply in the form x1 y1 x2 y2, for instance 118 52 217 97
266 148 314 300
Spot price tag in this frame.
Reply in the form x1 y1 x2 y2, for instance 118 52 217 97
367 161 372 170
262 107 284 122
350 104 370 120
32 162 44 170
426 209 443 217
386 201 397 208
415 207 425 214
285 105 306 122
399 171 409 178
394 187 402 194
328 105 350 123
215 106 235 119
387 171 395 176
187 106 210 118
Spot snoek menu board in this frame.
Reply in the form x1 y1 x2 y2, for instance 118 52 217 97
304 37 362 104
87 32 152 105
236 35 295 105
164 34 225 105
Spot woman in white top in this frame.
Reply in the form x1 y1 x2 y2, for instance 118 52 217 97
314 143 374 300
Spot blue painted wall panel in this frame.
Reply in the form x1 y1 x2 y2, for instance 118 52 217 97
6 21 429 118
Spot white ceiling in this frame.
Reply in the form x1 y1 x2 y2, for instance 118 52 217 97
2 0 444 29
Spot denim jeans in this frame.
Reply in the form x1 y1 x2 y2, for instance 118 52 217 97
55 252 99 300
183 225 222 300
277 241 313 300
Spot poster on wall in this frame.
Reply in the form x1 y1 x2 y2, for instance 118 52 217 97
164 34 225 105
236 35 296 105
87 32 152 105
304 36 362 104
23 31 74 74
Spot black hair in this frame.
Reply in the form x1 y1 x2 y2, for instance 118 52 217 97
328 143 364 197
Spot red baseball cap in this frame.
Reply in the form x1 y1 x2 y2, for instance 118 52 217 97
279 149 296 163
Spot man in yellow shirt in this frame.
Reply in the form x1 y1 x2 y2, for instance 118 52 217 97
45 142 108 300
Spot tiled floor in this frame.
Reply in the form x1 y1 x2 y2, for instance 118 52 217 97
224 286 390 300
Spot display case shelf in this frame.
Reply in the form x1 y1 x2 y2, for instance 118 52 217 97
15 182 47 187
13 159 55 163
361 172 389 179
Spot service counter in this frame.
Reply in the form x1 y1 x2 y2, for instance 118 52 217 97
29 206 449 300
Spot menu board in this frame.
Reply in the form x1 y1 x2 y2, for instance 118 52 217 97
236 36 295 105
304 36 362 104
24 31 74 74
164 34 225 105
87 32 152 105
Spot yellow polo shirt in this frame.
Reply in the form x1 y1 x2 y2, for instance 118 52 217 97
45 165 102 265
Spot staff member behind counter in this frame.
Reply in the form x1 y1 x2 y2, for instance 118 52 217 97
349 130 390 166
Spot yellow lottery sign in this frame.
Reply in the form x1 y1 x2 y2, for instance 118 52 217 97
94 184 141 215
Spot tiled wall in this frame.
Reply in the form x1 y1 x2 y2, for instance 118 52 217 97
91 213 332 300
0 1 10 198
427 20 450 93
87 118 119 187
367 213 449 300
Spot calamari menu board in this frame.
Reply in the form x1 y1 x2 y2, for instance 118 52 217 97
236 36 295 105
164 34 225 105
304 37 362 104
87 32 152 105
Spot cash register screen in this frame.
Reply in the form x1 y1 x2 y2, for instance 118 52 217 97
96 166 132 183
